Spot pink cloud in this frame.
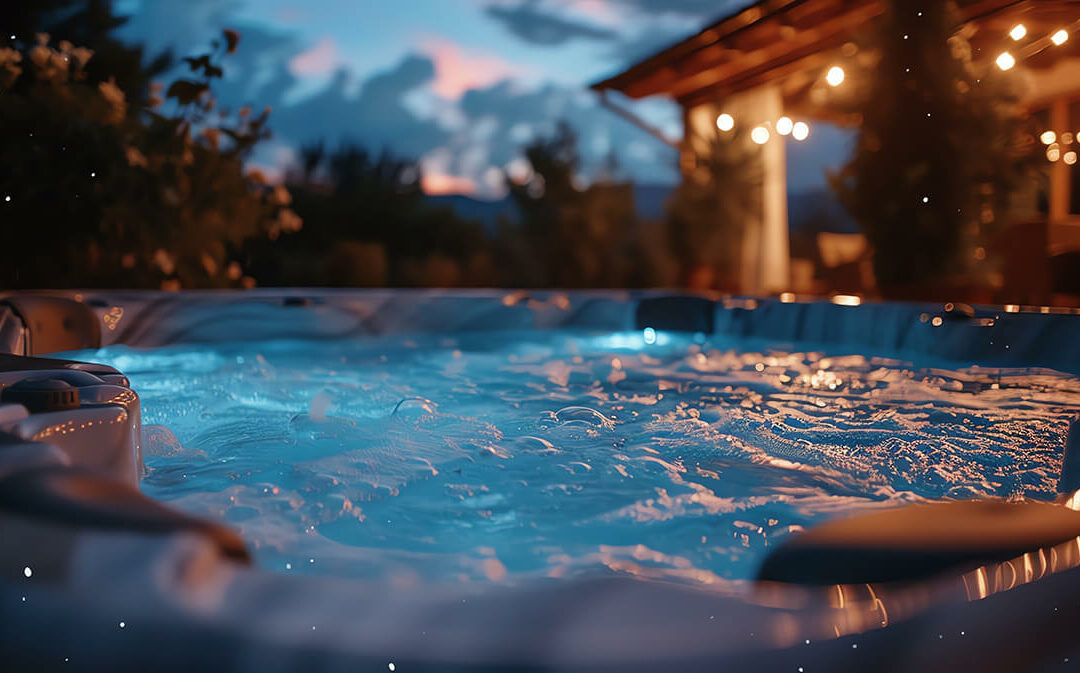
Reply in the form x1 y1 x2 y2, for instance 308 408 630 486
570 0 621 26
421 38 522 99
289 36 339 77
421 172 477 196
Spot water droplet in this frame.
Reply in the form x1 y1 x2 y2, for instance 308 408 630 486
309 391 332 422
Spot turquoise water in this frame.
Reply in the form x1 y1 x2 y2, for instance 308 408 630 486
76 330 1080 588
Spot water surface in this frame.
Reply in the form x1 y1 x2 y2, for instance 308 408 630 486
76 329 1080 588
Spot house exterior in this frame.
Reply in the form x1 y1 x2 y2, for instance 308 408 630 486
592 0 1080 300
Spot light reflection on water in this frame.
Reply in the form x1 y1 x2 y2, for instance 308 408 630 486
74 330 1080 587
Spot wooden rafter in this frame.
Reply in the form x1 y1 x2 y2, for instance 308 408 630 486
593 0 1080 104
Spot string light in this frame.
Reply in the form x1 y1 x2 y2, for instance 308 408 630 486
716 113 735 132
1052 29 1069 46
1066 151 1078 166
776 116 794 136
751 126 771 144
1041 130 1058 145
1009 24 1027 41
995 52 1016 71
792 121 810 141
1048 144 1061 162
826 66 845 87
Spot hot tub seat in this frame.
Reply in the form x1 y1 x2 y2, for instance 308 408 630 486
757 500 1080 585
0 465 249 563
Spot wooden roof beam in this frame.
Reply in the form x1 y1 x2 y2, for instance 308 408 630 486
656 1 882 101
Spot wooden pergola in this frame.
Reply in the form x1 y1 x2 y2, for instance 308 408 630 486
593 0 1080 114
592 0 1080 297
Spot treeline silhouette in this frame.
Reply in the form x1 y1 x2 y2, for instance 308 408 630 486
0 0 746 291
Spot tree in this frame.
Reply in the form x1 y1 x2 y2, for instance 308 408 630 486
262 143 495 287
664 127 762 289
831 0 1028 292
0 4 296 289
501 121 667 287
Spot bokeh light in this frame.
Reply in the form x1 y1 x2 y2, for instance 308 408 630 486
826 66 845 87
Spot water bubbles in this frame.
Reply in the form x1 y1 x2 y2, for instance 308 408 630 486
142 425 183 457
552 405 615 430
391 396 437 421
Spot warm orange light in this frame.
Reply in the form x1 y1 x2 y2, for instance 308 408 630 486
831 294 861 307
1052 29 1069 46
779 292 796 303
826 66 845 87
776 116 793 136
751 126 770 144
996 51 1016 71
1048 144 1062 162
1041 130 1057 145
1066 151 1078 165
1004 304 1020 313
1009 24 1027 41
716 113 735 132
792 121 810 141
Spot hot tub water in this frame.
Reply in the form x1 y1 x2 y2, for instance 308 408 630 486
73 329 1080 587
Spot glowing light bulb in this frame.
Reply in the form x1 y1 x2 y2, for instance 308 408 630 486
1009 24 1027 41
1048 144 1061 162
1052 30 1069 46
996 52 1016 71
776 117 794 136
1041 130 1057 145
716 113 735 132
1066 151 1078 165
826 66 845 87
751 126 771 144
792 121 810 141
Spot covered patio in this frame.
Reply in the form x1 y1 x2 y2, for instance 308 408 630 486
593 0 1080 301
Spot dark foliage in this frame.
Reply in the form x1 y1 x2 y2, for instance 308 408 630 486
830 0 1030 290
0 1 295 289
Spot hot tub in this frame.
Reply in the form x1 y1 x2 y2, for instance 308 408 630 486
3 290 1080 672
